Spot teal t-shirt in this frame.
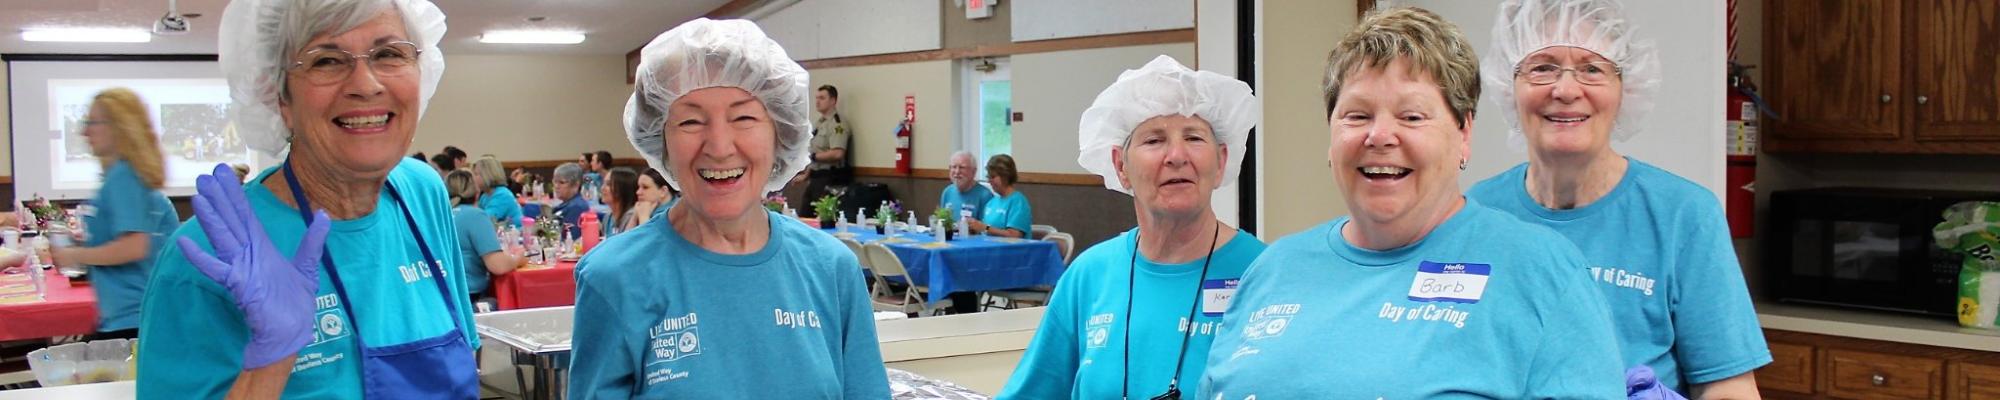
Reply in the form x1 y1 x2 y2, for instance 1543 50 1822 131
981 190 1033 236
938 183 996 221
453 204 505 295
1468 158 1771 391
481 186 525 229
999 227 1266 399
1198 201 1625 398
83 159 180 331
137 158 478 399
567 209 891 399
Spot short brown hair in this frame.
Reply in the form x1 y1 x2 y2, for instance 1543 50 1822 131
985 154 1018 186
1323 7 1481 128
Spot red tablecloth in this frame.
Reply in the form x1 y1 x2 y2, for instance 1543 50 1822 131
0 269 98 341
494 260 576 310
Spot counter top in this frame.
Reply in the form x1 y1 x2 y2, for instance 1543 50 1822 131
876 307 1043 362
1757 301 2000 352
0 380 130 400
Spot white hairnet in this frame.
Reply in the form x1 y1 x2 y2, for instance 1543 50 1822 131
220 0 448 157
1077 55 1260 195
1483 0 1660 144
624 18 811 194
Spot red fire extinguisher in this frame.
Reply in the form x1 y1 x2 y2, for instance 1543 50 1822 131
1725 61 1771 239
896 96 915 175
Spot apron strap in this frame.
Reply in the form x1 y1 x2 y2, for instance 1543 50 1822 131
279 163 466 349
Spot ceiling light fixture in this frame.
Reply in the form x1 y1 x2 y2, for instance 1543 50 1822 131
22 28 152 43
479 31 585 44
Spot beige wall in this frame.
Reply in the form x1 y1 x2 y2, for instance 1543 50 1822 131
807 60 957 170
413 53 638 163
1258 0 1355 238
1011 43 1197 175
0 64 11 176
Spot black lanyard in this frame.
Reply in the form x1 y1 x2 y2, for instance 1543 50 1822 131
1122 223 1220 400
279 162 460 347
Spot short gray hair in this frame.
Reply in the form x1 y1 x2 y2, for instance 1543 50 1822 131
950 150 975 165
265 0 394 102
554 162 584 184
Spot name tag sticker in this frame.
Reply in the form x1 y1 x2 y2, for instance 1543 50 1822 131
1407 261 1490 304
1201 279 1239 316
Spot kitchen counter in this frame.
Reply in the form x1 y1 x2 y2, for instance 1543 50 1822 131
1757 301 2000 352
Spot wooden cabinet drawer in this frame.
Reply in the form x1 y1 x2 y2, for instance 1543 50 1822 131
1949 362 2000 400
1760 341 1817 394
1821 348 1945 399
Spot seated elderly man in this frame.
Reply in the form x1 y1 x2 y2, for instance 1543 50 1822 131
938 150 995 219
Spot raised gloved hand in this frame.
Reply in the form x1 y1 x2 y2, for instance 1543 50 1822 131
176 164 332 370
1627 365 1690 400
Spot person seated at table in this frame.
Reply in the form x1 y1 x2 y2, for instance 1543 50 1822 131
50 88 183 341
939 150 994 220
473 155 524 228
999 55 1267 399
964 154 1031 238
1196 7 1624 398
551 162 591 238
567 18 889 399
600 167 641 237
446 170 521 304
631 168 673 228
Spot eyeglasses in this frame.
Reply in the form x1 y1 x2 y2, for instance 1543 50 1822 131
288 41 422 85
1515 62 1621 86
80 119 109 127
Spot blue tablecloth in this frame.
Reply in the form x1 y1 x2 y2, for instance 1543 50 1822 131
825 228 1066 303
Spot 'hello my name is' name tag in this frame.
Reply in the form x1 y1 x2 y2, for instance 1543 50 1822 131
1407 261 1490 304
1201 279 1239 316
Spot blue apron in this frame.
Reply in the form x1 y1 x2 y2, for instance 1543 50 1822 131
282 163 478 399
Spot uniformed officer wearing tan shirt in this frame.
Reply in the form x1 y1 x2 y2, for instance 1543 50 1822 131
800 84 852 215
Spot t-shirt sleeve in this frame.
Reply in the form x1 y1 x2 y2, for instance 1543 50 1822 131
101 168 163 236
995 265 1083 399
136 225 256 399
1524 245 1626 398
833 246 891 399
568 269 637 399
1670 200 1771 384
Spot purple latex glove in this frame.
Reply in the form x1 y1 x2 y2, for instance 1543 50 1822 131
1627 365 1690 400
176 164 332 370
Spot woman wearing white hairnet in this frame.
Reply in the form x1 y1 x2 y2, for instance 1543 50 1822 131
136 0 477 398
1199 7 1623 398
996 55 1266 400
567 18 890 399
1464 1 1768 398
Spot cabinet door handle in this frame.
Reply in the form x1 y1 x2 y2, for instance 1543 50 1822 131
1881 94 1892 104
1917 95 1929 105
1871 373 1887 386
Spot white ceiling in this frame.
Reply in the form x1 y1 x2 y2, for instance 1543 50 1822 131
0 0 734 56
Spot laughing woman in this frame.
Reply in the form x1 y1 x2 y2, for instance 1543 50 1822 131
1197 7 1623 398
567 18 889 399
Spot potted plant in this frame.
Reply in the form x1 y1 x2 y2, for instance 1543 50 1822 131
811 195 840 228
873 201 899 235
933 206 957 241
764 194 788 214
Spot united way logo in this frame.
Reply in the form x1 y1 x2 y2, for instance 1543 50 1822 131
1085 313 1115 349
647 313 702 364
1242 303 1300 341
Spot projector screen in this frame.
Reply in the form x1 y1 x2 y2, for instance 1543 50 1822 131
7 59 269 201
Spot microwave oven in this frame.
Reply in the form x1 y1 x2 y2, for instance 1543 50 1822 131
1763 187 2000 317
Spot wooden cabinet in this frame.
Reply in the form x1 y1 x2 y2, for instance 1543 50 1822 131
1820 349 1944 399
1760 329 2000 399
1763 0 2000 154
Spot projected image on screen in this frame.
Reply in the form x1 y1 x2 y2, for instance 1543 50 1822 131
37 78 259 198
9 60 271 200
